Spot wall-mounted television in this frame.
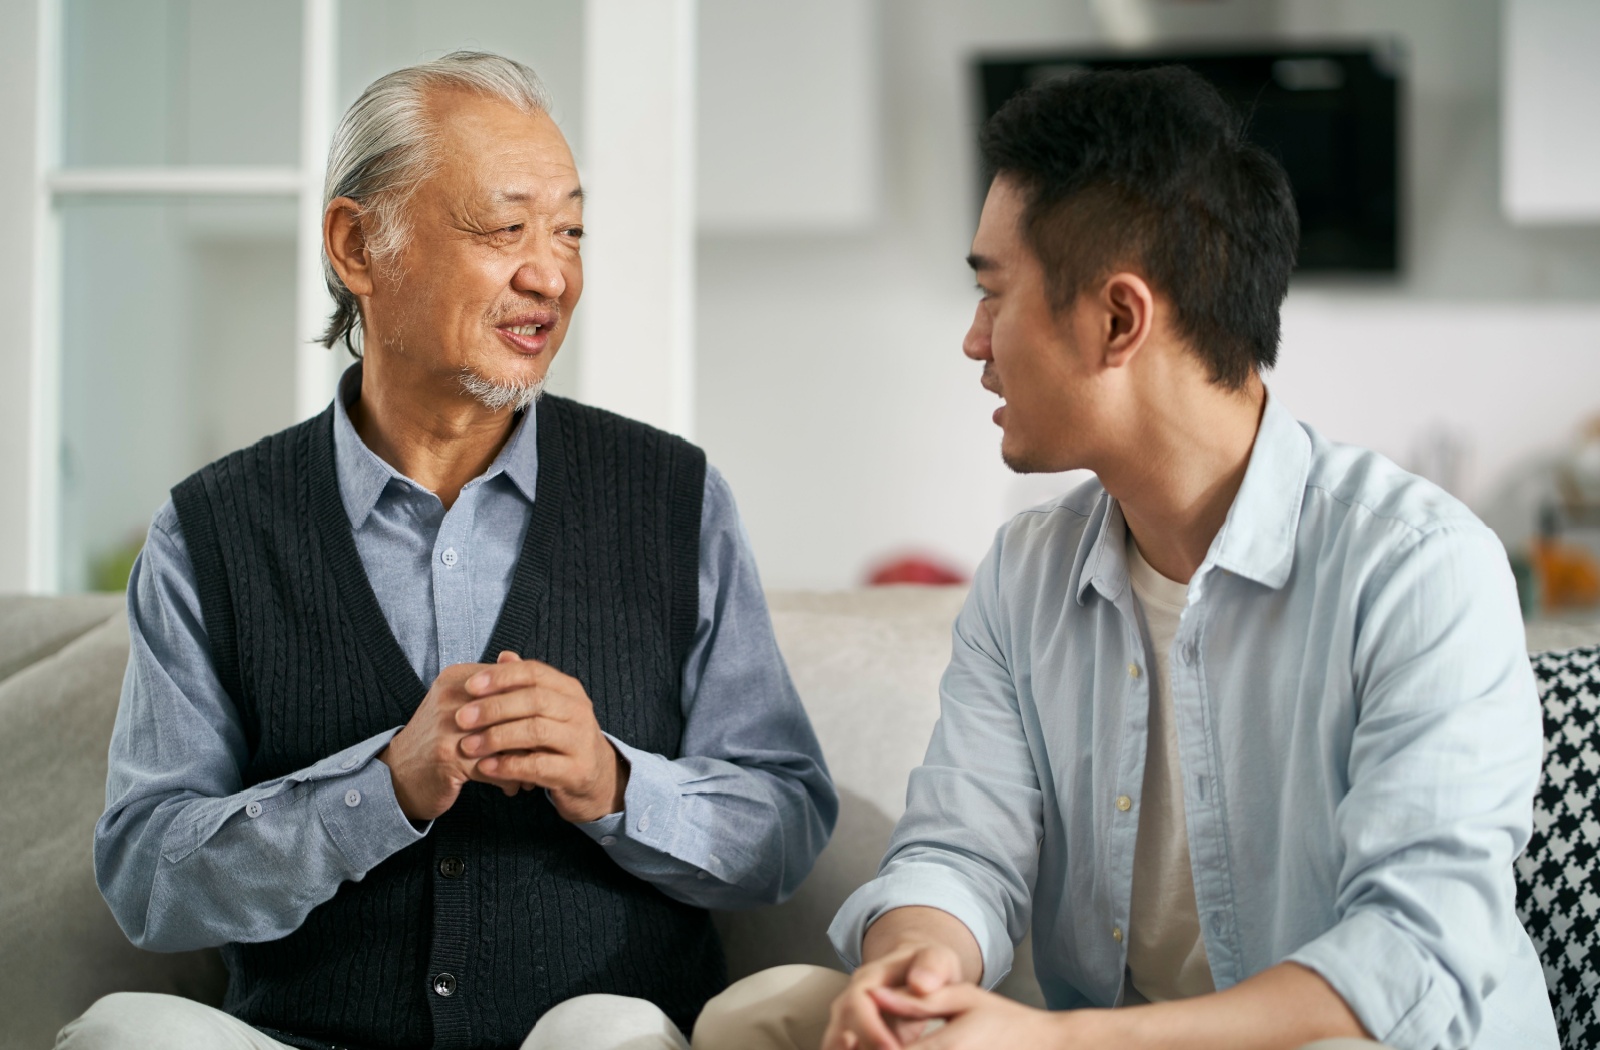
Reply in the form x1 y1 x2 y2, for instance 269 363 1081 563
976 44 1403 274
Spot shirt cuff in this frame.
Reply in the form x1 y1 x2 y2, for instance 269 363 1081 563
827 864 1016 989
310 729 429 875
1286 908 1459 1050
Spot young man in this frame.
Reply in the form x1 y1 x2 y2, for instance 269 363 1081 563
702 66 1557 1050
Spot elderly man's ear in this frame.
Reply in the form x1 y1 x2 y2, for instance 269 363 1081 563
324 196 376 297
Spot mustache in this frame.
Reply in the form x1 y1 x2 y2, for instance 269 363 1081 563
488 297 563 327
981 364 1003 397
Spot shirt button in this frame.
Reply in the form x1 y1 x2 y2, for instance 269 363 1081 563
432 972 457 997
441 547 458 567
1112 925 1124 943
1127 663 1141 679
245 801 263 818
1210 914 1226 935
340 754 360 770
600 835 617 846
638 815 652 832
438 856 465 879
1182 642 1199 666
344 789 362 808
1115 795 1132 812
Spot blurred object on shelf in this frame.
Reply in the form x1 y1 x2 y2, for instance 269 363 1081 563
865 553 968 587
1530 504 1600 612
1482 412 1600 619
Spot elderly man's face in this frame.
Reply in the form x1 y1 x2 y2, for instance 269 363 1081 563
364 88 583 398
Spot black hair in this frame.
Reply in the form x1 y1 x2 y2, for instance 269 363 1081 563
979 65 1299 389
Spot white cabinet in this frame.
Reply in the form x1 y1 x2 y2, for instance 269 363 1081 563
1502 0 1600 224
697 0 880 234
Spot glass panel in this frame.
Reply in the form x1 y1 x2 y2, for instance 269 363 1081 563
61 0 302 167
58 197 302 592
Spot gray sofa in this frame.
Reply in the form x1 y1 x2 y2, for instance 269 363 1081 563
2 589 1593 1049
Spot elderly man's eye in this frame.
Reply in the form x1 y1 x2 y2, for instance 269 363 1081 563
563 226 584 239
499 224 523 234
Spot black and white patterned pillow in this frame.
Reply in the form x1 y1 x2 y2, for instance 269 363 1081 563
1518 644 1600 1050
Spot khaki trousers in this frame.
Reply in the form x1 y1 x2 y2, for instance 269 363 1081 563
56 966 1396 1050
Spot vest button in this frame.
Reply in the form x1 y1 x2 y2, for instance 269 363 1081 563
433 972 457 997
439 856 466 879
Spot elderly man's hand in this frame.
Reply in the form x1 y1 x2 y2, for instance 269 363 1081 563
377 658 526 821
453 653 630 824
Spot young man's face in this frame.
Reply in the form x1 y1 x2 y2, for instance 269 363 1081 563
963 176 1108 474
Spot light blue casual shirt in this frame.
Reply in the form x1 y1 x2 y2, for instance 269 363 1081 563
97 366 837 952
829 394 1557 1050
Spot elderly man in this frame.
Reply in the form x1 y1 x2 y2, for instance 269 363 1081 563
58 52 835 1050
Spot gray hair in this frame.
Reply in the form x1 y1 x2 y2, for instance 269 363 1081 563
318 51 552 356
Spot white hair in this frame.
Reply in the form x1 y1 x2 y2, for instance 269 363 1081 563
318 51 552 355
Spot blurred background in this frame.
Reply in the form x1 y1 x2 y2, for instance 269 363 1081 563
2 0 1599 613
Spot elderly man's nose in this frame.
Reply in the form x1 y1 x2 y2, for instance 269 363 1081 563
512 257 565 298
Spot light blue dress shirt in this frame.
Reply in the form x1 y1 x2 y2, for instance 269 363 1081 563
829 395 1557 1050
96 368 837 953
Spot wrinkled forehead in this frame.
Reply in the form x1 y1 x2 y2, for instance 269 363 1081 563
425 88 581 206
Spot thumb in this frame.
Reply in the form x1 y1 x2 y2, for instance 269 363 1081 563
497 650 521 664
906 948 958 996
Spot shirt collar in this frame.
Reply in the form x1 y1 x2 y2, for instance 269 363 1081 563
330 362 541 529
1075 390 1311 604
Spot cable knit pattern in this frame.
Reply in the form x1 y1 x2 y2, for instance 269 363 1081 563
170 395 720 1050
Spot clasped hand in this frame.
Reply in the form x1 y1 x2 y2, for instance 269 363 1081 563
377 651 628 824
825 944 1080 1050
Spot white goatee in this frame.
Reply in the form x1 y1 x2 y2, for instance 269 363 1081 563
458 369 546 412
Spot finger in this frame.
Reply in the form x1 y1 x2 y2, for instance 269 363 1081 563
497 650 521 664
463 658 580 698
871 984 977 1018
869 987 947 1020
478 750 578 787
457 685 583 730
906 947 960 995
461 714 586 758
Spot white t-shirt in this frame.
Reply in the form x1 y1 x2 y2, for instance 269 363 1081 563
1124 533 1216 1004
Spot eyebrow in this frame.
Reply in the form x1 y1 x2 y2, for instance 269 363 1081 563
966 252 995 272
490 187 586 205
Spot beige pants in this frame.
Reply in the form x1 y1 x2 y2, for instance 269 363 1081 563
56 967 1395 1049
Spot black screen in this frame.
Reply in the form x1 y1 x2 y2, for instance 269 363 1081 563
976 45 1402 274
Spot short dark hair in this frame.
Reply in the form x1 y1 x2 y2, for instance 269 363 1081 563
979 65 1299 388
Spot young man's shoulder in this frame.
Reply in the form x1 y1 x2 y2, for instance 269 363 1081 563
1300 424 1488 549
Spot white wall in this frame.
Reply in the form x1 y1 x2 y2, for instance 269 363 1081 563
695 0 1600 589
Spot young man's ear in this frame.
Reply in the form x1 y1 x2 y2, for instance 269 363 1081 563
324 197 376 297
1100 272 1156 369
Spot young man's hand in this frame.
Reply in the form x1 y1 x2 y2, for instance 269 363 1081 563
453 652 630 824
823 906 985 1050
867 982 1083 1049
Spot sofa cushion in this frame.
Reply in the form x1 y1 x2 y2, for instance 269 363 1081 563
717 587 1047 1006
1518 643 1600 1050
0 606 226 1050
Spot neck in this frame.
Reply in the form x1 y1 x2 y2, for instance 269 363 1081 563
1101 372 1267 585
348 352 519 509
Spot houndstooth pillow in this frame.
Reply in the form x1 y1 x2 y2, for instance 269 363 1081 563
1518 644 1600 1050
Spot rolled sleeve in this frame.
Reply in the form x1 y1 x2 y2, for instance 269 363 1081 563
1289 523 1544 1050
829 864 1019 988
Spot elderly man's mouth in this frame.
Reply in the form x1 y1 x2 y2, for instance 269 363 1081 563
496 316 556 354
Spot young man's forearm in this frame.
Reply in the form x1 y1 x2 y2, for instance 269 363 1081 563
861 905 986 986
1069 961 1369 1050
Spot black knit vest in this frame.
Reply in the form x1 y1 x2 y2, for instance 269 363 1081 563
170 394 724 1050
